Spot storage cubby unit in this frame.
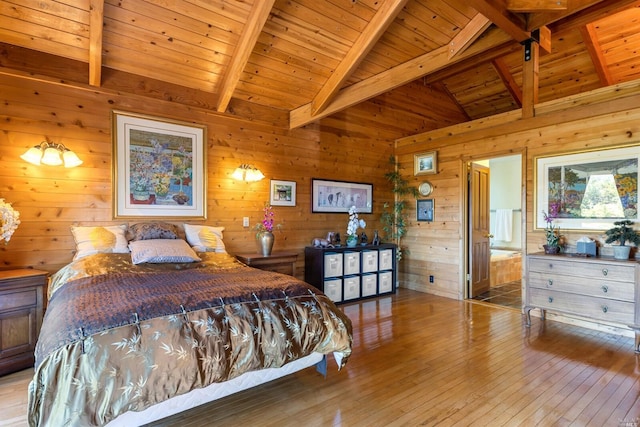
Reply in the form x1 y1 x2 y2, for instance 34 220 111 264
304 243 397 303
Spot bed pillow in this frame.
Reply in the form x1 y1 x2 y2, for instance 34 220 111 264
129 239 201 264
71 225 130 260
184 224 226 253
129 222 180 241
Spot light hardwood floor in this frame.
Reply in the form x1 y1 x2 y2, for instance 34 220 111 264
2 289 639 426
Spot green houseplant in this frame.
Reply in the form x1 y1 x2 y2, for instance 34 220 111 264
381 156 418 260
604 219 640 260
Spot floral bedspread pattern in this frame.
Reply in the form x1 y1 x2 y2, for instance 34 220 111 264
28 253 352 427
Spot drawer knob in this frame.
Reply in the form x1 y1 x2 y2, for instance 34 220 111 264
602 305 608 313
548 296 554 303
547 279 553 287
601 285 609 293
602 268 608 276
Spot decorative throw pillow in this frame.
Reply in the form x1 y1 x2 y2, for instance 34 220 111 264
129 239 201 264
184 224 226 253
129 222 180 241
71 225 130 260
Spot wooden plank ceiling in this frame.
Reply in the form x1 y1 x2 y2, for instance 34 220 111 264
1 0 639 131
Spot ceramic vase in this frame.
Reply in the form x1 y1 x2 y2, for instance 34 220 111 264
346 235 358 247
257 231 274 256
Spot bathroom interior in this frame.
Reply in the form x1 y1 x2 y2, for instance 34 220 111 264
473 154 523 309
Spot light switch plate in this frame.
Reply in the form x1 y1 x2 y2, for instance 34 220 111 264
243 217 249 227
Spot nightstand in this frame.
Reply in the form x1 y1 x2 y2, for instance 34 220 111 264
236 252 298 276
0 269 48 375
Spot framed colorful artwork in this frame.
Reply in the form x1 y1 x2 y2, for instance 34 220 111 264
112 111 207 219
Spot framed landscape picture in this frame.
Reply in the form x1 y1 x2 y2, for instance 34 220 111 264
112 111 207 219
414 151 437 175
535 145 640 230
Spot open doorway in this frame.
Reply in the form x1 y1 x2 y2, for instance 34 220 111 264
467 154 523 309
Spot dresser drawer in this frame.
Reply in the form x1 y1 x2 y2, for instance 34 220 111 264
528 288 635 324
528 271 635 302
528 257 635 283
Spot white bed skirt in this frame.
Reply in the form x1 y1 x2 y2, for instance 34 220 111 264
106 352 326 426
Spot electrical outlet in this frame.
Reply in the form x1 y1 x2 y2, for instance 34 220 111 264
429 275 434 283
242 217 249 227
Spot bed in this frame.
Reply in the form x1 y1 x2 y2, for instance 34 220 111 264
27 223 353 426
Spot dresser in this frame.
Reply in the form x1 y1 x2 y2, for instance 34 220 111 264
0 269 48 375
235 251 298 276
525 254 640 353
304 244 396 304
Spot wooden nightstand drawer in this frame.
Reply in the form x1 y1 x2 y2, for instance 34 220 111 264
236 252 298 276
0 289 38 311
0 269 48 376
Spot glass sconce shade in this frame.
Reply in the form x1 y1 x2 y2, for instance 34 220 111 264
232 164 264 181
21 142 83 168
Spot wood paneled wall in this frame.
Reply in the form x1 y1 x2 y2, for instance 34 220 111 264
0 73 438 276
395 80 640 299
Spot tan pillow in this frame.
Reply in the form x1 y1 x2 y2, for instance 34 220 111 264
184 224 226 253
71 225 129 260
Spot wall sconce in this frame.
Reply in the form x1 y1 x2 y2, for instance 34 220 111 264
232 164 265 182
21 141 83 168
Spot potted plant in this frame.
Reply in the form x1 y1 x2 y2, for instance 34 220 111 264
381 156 418 260
604 219 640 260
542 211 564 254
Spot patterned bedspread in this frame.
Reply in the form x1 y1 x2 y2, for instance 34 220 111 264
28 252 353 427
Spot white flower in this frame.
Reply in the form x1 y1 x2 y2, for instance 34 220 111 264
346 205 366 237
0 199 20 244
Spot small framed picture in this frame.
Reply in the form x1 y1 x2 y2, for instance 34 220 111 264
414 151 437 175
417 199 434 222
270 180 296 206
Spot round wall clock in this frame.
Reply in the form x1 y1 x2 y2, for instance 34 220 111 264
419 181 433 196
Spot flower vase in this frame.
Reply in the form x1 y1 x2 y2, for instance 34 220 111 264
132 188 150 201
257 231 274 256
346 235 358 247
543 244 560 254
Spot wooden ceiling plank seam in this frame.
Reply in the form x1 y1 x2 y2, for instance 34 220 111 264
0 0 89 30
311 0 411 116
174 0 252 25
103 1 242 49
396 3 461 46
580 23 614 86
433 81 472 121
415 0 479 26
0 27 87 62
103 28 230 76
0 12 89 49
324 0 377 21
88 0 104 87
491 57 523 106
296 0 370 32
289 27 513 128
448 13 492 59
275 0 362 41
216 0 276 113
254 34 340 71
247 52 331 86
466 0 530 42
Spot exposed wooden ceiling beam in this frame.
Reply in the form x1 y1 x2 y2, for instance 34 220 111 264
216 0 276 113
507 0 568 12
311 0 410 116
448 14 492 59
88 0 104 87
466 0 530 42
527 0 621 31
491 58 522 106
290 28 513 129
580 23 614 85
521 40 539 118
